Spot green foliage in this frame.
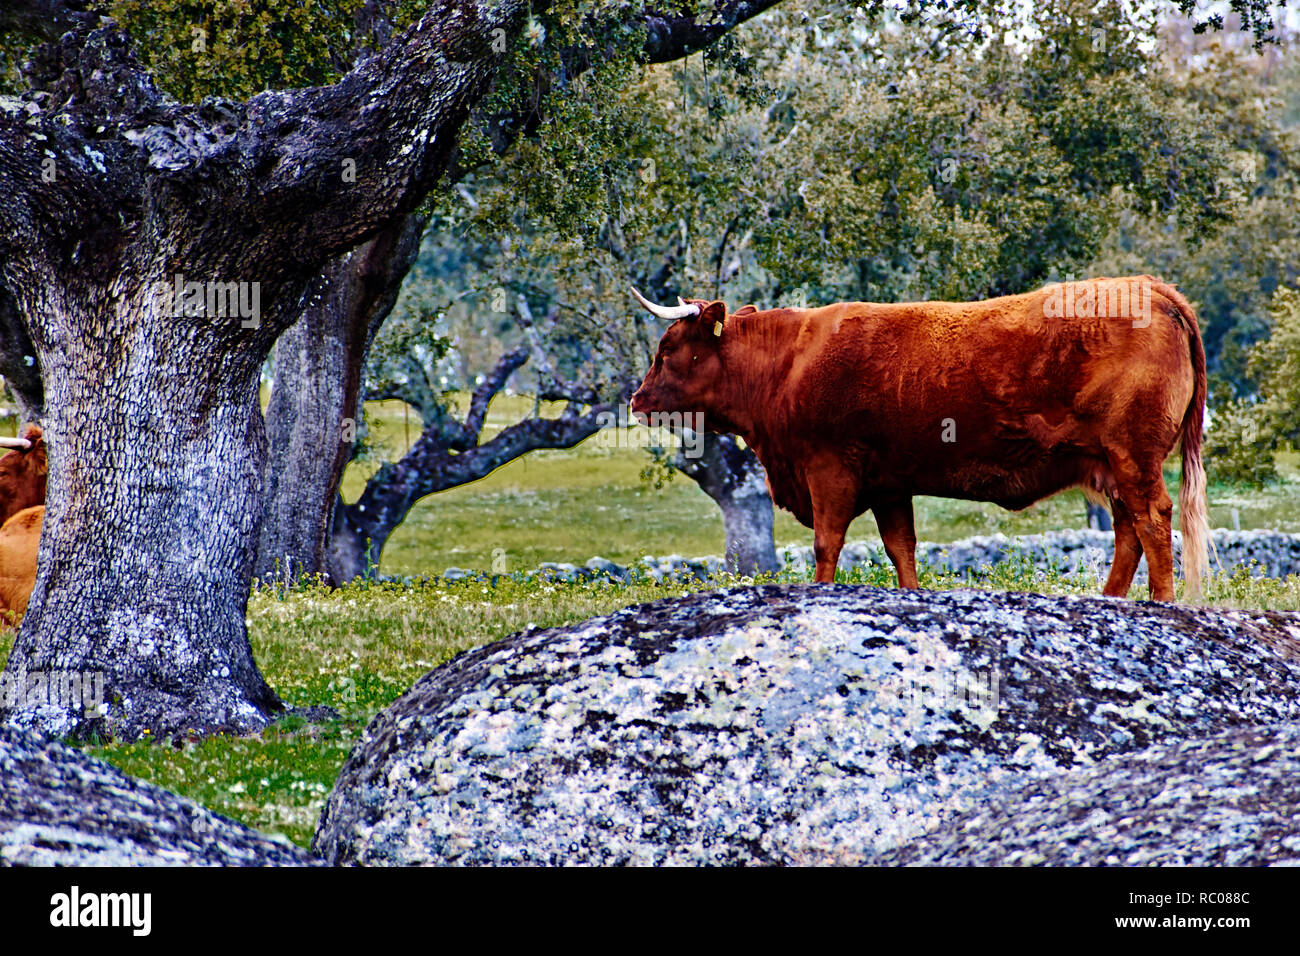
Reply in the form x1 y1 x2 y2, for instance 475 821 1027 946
1203 562 1300 609
1086 35 1300 393
1206 398 1280 486
1248 285 1300 442
1207 284 1300 485
364 271 455 420
107 0 363 101
450 1 654 231
0 31 25 92
399 0 1282 421
638 447 678 490
747 0 1240 303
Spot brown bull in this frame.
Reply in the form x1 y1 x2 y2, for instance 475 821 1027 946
629 277 1209 602
0 425 46 627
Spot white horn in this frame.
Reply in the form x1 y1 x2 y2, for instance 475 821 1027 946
630 286 701 320
0 436 31 449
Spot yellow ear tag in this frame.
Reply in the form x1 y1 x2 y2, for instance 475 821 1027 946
713 320 723 337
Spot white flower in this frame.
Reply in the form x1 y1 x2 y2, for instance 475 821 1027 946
525 17 545 48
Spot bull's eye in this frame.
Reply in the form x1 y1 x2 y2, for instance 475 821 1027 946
693 355 697 361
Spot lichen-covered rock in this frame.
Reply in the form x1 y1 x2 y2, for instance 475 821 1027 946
0 728 317 866
313 585 1300 866
879 723 1300 866
585 557 631 582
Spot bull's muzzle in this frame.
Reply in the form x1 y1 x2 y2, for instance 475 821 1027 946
628 389 651 424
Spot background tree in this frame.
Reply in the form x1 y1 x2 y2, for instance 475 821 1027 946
1206 283 1300 486
383 0 1286 571
1088 18 1300 396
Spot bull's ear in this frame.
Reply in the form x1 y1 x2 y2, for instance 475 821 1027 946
696 301 727 338
18 423 41 446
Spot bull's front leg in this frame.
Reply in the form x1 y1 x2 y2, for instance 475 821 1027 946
812 523 848 583
809 463 861 583
872 497 919 589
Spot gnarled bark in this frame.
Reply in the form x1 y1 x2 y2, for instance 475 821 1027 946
674 432 779 576
8 282 280 739
258 214 426 585
0 3 527 739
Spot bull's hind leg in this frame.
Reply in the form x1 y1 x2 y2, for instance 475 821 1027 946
1101 499 1143 598
873 497 919 589
1108 454 1177 602
1133 489 1176 602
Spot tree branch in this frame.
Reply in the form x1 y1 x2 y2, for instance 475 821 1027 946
463 344 528 444
640 0 784 63
338 396 613 566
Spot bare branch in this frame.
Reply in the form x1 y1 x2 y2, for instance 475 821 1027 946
463 344 528 443
640 0 785 63
334 396 615 571
0 0 90 41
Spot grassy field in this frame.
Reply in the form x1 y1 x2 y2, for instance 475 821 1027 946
351 394 1300 575
1 396 1298 851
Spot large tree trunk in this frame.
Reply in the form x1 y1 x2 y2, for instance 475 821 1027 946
675 433 780 575
0 4 516 739
258 214 426 585
4 281 281 740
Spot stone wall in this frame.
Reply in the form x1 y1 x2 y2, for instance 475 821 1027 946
442 528 1300 585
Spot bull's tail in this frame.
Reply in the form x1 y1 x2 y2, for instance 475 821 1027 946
1159 282 1210 601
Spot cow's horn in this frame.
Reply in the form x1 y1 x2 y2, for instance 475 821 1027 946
630 286 701 320
0 436 31 449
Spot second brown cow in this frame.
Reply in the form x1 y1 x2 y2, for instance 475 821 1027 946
0 505 41 625
629 277 1209 602
0 424 46 626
